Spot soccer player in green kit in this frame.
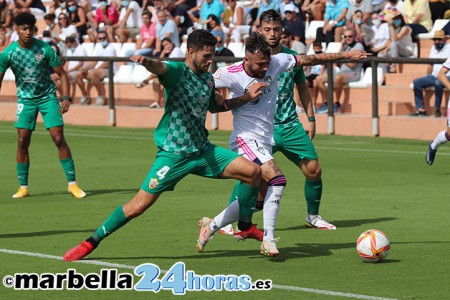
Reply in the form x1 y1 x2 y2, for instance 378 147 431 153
261 9 336 229
0 13 86 199
64 29 266 261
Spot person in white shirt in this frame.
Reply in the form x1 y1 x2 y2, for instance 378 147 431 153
75 31 117 105
63 36 87 99
108 0 142 43
412 30 450 117
198 31 369 256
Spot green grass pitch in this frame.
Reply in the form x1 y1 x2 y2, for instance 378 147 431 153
0 121 449 299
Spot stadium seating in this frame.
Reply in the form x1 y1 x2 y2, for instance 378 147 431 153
81 43 95 56
118 43 136 57
347 67 383 88
227 42 245 57
325 42 342 53
418 19 449 39
305 21 324 40
131 65 151 84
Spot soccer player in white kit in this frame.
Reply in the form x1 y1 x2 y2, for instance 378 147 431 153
196 32 371 256
426 57 450 165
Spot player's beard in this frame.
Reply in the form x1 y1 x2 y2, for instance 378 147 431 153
193 58 209 73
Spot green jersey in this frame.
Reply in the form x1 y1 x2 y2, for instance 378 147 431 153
274 46 306 127
155 61 217 157
0 38 60 101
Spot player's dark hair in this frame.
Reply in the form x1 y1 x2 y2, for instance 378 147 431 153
245 32 272 58
187 29 216 52
259 9 282 25
14 12 36 27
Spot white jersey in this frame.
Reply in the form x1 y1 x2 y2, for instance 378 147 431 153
213 53 297 147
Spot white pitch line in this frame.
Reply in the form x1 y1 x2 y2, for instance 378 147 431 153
1 128 448 156
0 248 397 300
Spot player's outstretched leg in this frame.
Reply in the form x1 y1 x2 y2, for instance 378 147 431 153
196 217 214 253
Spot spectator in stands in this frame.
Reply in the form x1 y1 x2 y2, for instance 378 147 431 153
411 30 450 117
164 0 193 37
214 30 234 56
205 13 223 33
383 8 414 72
316 0 349 44
0 0 13 30
158 36 185 58
403 0 432 38
132 9 156 56
372 0 385 12
199 0 224 24
280 29 306 54
55 12 78 55
153 9 179 56
87 0 119 42
63 36 87 99
346 0 372 24
347 10 368 46
0 26 10 51
76 31 117 106
301 0 327 21
51 0 68 16
280 0 299 18
282 3 305 44
43 13 58 40
67 0 88 44
316 28 364 113
251 0 282 31
383 0 404 14
224 0 251 43
13 0 46 18
428 0 446 23
108 0 142 43
304 40 326 108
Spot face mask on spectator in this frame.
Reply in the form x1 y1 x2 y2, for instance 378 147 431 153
60 2 66 9
100 41 109 47
43 37 52 43
315 51 323 54
356 19 362 25
215 46 224 52
99 1 108 7
435 43 445 50
393 19 401 27
122 1 130 7
68 5 77 12
71 47 77 52
372 19 380 26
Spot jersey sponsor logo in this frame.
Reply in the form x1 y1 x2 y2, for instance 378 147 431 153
34 53 43 62
149 178 159 189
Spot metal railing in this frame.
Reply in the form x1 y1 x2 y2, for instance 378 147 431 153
64 56 447 132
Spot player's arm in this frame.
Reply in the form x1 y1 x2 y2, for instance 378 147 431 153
0 71 4 92
210 82 269 112
294 50 370 66
296 80 316 140
437 66 450 90
130 55 167 76
53 65 71 114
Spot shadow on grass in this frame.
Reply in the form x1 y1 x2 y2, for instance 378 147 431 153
277 217 398 231
0 229 95 238
29 188 138 197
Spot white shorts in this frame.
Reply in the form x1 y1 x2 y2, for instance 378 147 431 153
229 136 273 166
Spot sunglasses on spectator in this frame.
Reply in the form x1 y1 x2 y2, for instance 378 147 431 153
344 35 353 38
98 37 107 40
59 17 67 20
216 40 224 44
285 10 293 14
433 38 444 41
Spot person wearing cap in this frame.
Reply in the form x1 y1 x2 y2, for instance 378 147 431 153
411 30 450 117
282 3 305 44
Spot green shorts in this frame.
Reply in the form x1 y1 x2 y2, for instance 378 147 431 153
141 143 239 194
15 96 63 131
273 122 318 165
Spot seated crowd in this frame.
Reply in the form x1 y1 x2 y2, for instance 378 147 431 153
0 0 449 113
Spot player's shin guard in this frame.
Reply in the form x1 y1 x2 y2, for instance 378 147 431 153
305 178 322 215
91 205 130 244
263 175 286 240
17 162 29 186
60 157 76 182
236 182 258 230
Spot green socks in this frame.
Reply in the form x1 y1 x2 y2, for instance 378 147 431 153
92 206 130 243
60 157 76 182
305 178 322 215
17 163 30 186
236 182 259 223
